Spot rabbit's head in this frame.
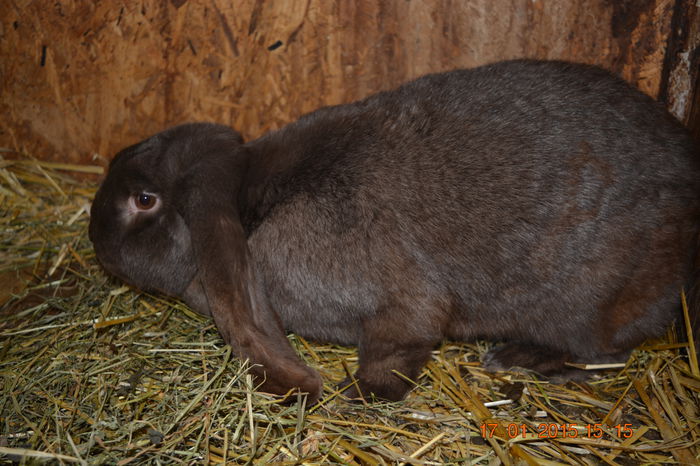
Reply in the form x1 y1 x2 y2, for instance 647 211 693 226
89 123 322 403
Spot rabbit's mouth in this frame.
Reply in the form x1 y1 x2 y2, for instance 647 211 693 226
93 252 124 281
90 240 129 282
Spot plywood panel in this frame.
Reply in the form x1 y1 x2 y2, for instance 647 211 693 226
0 0 683 165
659 0 699 137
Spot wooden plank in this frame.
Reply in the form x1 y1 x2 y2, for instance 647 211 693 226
658 0 700 139
0 0 685 165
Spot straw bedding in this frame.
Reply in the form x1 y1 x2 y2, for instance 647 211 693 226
1 155 698 464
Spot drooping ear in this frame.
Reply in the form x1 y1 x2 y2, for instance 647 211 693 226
179 154 322 403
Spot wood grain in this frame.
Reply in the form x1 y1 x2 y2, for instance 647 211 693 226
0 0 690 165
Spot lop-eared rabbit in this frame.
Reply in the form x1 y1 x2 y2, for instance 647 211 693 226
89 60 700 403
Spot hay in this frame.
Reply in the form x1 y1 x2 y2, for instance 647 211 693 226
1 155 699 465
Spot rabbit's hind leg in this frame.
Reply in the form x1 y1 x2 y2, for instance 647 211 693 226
482 341 631 382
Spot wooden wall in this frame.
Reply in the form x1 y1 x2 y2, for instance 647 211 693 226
1 0 698 166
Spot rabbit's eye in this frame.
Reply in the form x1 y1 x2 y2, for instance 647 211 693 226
136 193 157 210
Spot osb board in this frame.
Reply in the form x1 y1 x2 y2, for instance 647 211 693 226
0 0 679 166
661 0 700 141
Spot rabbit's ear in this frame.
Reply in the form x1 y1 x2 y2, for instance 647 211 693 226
180 158 322 403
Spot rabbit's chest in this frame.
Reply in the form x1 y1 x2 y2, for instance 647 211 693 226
248 207 378 346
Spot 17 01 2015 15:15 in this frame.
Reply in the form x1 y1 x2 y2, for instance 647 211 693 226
480 423 634 439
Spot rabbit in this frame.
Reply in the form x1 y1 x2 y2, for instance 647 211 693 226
89 59 700 404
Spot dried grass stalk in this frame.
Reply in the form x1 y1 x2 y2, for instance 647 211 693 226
1 156 698 464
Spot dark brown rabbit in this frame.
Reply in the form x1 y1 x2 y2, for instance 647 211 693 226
89 60 700 403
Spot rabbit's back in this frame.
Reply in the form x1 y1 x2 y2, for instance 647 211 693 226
245 60 700 356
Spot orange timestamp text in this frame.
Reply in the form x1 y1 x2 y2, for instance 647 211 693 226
480 423 634 439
